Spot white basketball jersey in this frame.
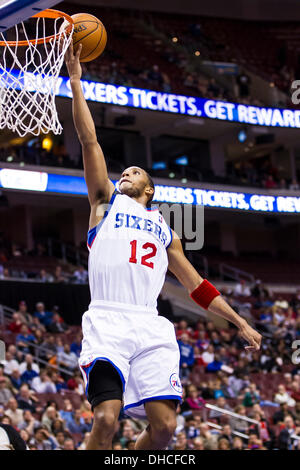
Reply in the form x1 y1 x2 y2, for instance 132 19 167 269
87 190 172 308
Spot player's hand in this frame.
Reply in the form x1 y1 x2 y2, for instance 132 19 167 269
65 41 82 81
239 321 262 351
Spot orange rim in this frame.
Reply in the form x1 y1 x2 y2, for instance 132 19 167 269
0 9 74 47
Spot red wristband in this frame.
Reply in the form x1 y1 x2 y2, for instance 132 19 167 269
190 279 220 310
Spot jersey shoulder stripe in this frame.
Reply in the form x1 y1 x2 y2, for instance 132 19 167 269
87 188 119 249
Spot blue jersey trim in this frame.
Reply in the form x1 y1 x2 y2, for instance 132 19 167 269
166 226 173 249
87 189 119 249
81 356 125 395
123 394 182 412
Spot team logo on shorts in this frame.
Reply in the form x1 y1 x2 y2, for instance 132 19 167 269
169 373 182 393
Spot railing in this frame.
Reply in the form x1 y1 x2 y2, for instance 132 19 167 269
206 421 250 440
219 263 255 283
205 403 300 442
0 303 14 325
205 403 259 424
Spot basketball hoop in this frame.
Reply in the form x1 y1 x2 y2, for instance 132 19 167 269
0 9 74 137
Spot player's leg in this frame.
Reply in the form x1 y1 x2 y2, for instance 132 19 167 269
86 399 121 450
84 360 123 450
134 399 177 450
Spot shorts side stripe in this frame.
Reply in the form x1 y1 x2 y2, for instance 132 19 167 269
81 356 126 395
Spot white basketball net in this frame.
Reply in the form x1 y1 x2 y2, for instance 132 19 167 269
0 15 73 136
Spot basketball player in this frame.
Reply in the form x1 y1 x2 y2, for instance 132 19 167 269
65 43 262 450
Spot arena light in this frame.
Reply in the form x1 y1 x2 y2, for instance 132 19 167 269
175 156 188 166
42 136 53 151
152 161 166 170
238 129 247 143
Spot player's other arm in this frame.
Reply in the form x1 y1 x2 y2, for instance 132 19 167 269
167 231 262 351
65 43 115 206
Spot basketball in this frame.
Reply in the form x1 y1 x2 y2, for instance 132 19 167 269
61 13 107 62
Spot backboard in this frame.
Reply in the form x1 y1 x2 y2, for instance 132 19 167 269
0 0 61 31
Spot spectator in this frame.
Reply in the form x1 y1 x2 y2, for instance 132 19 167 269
18 409 40 436
185 385 205 410
51 418 66 435
41 406 60 432
233 279 251 297
209 397 232 423
232 436 244 450
15 300 33 325
33 302 53 328
73 266 88 284
264 174 277 189
177 333 195 381
272 402 293 425
229 405 249 434
17 384 37 413
243 383 261 407
218 437 231 450
31 370 57 394
192 436 204 450
173 431 189 450
53 265 69 283
66 371 85 395
201 344 215 365
1 351 20 376
218 424 235 447
198 423 218 450
16 324 36 354
0 378 13 406
119 421 137 448
39 335 58 362
67 409 90 435
19 354 40 376
278 416 297 450
57 344 78 375
4 398 23 427
29 426 56 450
70 333 82 357
63 437 76 450
52 430 67 450
77 432 91 450
59 399 74 428
9 370 22 391
47 313 69 334
176 319 193 340
37 269 54 283
274 384 296 407
205 353 224 373
8 312 23 334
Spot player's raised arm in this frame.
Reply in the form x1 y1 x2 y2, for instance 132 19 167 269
65 42 115 206
167 231 262 351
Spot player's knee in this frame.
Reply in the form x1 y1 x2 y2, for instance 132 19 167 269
152 416 177 441
93 409 117 436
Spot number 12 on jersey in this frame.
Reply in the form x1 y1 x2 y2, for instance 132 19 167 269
129 240 157 269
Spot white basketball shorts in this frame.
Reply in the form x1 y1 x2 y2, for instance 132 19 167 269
78 300 182 419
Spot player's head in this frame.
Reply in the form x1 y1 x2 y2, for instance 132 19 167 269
118 167 155 205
